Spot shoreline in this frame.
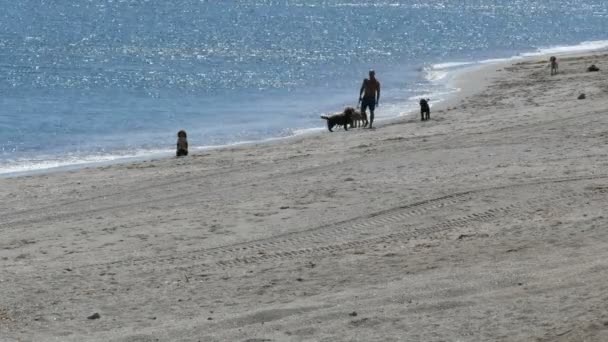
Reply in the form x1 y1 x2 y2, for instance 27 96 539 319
2 48 608 341
3 40 608 178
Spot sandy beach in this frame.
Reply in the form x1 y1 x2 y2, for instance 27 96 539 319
2 51 608 342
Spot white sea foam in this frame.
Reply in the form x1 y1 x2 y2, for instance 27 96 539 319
0 128 330 177
429 39 608 76
479 56 524 64
0 149 172 176
421 39 608 100
431 61 476 70
407 89 458 102
424 69 450 82
521 40 608 57
292 127 326 136
476 40 608 65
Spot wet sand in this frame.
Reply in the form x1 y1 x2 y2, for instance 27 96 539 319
1 52 608 341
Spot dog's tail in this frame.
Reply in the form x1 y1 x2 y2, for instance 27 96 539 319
320 115 329 120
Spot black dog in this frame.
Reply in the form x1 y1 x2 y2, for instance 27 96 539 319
321 107 354 132
419 98 430 121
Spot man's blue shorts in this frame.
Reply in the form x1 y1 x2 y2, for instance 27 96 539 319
361 98 376 112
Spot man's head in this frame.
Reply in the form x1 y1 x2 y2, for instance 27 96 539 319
369 69 375 79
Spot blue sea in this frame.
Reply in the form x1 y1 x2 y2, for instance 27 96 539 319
1 1 608 175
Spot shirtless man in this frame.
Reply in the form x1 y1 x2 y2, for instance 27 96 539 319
359 70 381 129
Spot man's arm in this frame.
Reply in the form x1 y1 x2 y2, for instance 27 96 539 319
359 79 367 101
376 82 381 105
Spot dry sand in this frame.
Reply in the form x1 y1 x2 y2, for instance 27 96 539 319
1 52 608 342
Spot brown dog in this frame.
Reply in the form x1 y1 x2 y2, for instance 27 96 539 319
550 56 558 75
321 107 354 132
176 130 188 157
349 108 368 128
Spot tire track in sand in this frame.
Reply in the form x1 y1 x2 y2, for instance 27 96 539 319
79 175 607 271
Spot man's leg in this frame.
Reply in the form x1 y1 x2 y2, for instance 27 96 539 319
366 99 376 128
360 104 367 127
361 101 370 127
